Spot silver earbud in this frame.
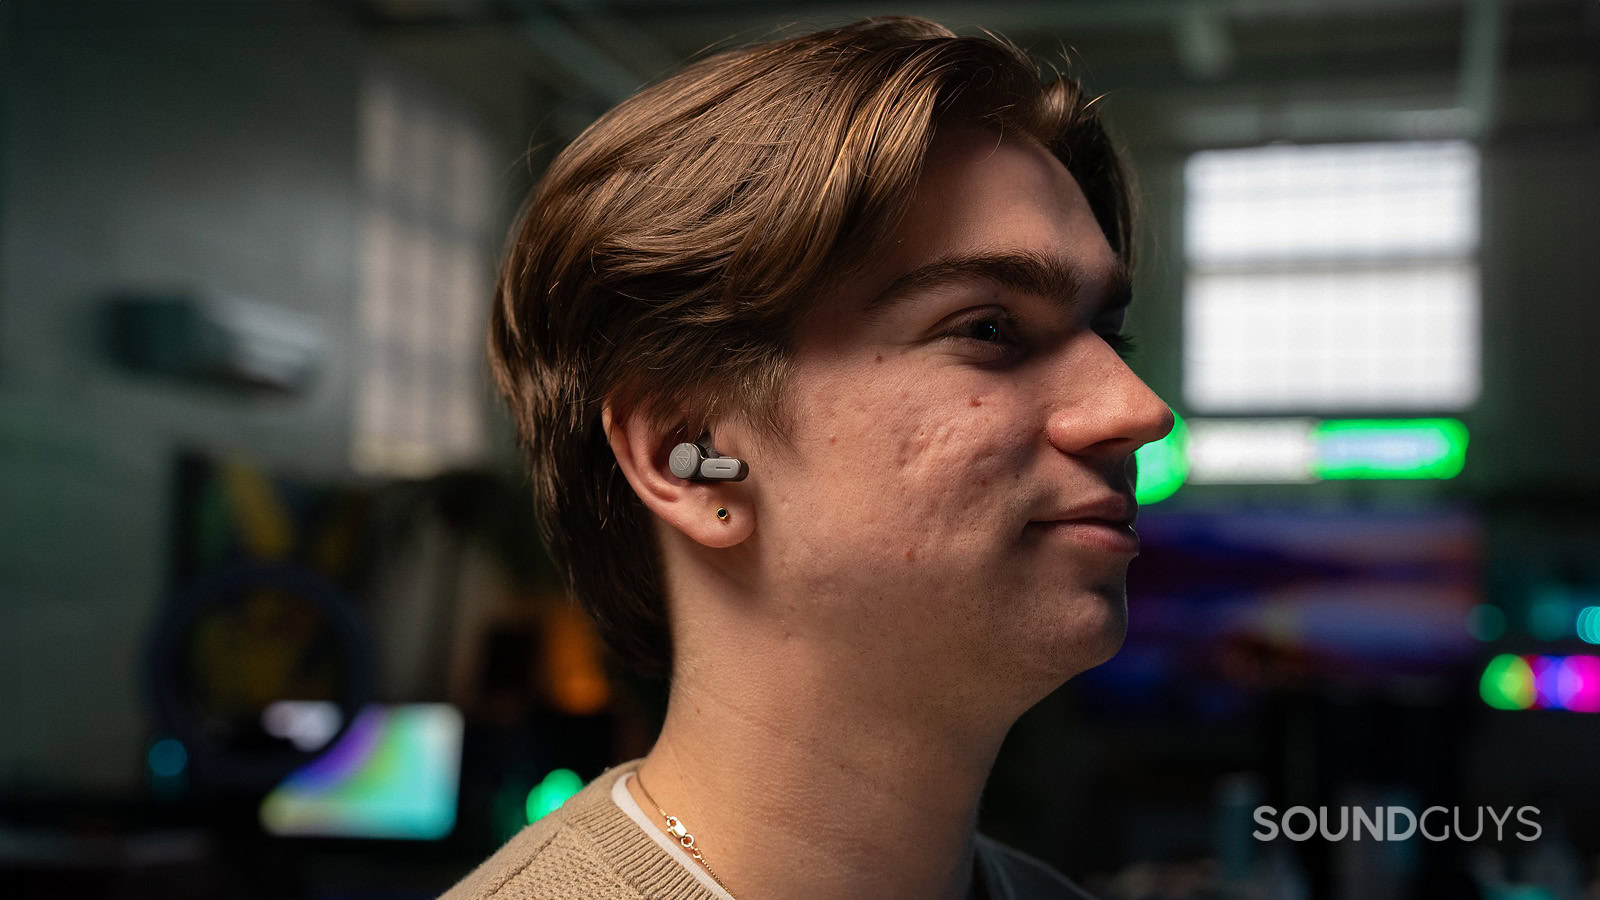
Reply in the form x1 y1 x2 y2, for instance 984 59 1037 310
669 431 749 482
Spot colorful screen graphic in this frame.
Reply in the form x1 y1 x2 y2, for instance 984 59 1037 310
259 703 463 839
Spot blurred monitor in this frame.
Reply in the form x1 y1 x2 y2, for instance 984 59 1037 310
1082 506 1482 718
259 703 463 840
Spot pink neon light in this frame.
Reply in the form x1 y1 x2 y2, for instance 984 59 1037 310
1558 655 1600 713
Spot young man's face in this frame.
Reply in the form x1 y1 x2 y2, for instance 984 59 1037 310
749 125 1173 705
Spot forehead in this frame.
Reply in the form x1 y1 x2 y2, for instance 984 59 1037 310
861 125 1120 307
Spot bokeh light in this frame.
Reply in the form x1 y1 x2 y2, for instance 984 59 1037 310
526 768 584 824
1135 410 1188 504
1479 654 1535 710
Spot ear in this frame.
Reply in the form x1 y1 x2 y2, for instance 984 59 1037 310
601 400 755 550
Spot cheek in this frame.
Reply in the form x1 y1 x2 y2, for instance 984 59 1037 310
867 391 1031 550
772 370 1032 575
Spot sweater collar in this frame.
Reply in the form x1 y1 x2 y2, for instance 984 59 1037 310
566 757 1007 900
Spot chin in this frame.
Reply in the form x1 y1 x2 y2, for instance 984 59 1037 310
1022 586 1130 682
1083 607 1129 670
1073 586 1129 670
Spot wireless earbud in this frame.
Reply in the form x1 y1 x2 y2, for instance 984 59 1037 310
669 431 749 482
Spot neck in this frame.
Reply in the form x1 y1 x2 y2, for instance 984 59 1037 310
627 640 1019 900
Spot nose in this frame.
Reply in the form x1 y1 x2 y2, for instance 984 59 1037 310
1043 336 1175 462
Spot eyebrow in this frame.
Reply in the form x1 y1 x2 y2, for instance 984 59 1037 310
861 250 1132 324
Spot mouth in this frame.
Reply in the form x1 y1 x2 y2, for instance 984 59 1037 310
1026 517 1141 556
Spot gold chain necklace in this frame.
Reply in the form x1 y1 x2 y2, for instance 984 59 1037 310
633 768 739 898
631 768 991 900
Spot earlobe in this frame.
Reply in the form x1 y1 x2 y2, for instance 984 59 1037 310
601 401 754 550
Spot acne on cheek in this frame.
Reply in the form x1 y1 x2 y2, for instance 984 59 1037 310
894 426 930 469
965 398 1003 489
893 390 1008 469
897 408 1027 529
897 419 978 487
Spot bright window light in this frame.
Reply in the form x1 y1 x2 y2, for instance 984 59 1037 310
1186 418 1317 484
1183 140 1480 413
1185 142 1478 264
352 67 496 477
1186 263 1479 411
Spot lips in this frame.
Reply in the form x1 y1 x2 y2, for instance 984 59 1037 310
1028 517 1140 555
1026 492 1140 555
1030 494 1136 529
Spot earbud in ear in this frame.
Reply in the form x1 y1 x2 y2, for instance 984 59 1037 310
669 431 749 482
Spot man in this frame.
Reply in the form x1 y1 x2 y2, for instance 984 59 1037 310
448 15 1173 900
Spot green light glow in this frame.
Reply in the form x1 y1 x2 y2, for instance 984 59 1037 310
1135 410 1187 504
526 768 584 823
1311 418 1467 479
1479 654 1535 710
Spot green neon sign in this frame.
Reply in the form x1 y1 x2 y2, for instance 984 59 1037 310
1311 418 1467 479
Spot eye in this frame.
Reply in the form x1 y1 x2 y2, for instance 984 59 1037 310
940 310 1025 355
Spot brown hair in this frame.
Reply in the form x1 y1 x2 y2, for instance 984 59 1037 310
487 15 1138 678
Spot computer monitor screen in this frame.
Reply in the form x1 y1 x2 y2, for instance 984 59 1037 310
259 703 463 840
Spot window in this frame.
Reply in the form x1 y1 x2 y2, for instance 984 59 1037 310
1183 141 1480 413
352 66 496 477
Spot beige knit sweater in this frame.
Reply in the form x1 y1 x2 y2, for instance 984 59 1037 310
440 757 1096 900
